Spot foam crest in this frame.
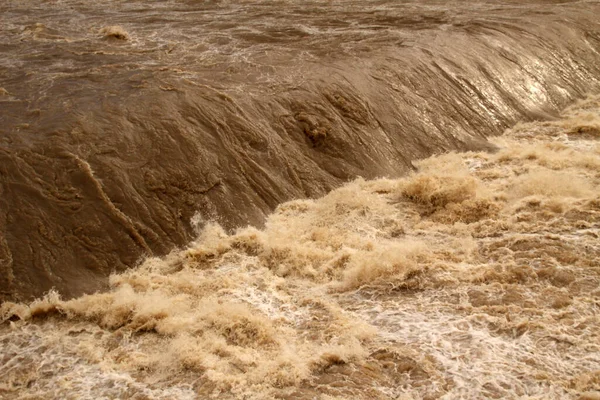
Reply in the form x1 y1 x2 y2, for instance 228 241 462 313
1 96 599 398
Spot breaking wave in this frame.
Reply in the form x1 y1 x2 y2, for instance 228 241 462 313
2 96 599 399
2 0 600 301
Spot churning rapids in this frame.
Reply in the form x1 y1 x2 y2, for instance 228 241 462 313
1 0 600 399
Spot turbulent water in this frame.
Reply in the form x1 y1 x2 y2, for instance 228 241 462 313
2 0 600 301
1 0 600 399
2 94 600 399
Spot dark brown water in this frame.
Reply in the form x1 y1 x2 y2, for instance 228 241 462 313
2 0 600 302
2 95 599 399
1 1 600 398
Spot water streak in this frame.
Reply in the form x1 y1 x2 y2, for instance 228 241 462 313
2 95 599 399
2 0 600 301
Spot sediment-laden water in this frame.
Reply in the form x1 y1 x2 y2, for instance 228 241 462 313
2 94 600 399
1 1 600 399
2 0 600 301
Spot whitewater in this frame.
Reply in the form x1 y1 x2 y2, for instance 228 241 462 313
2 96 599 398
1 0 600 399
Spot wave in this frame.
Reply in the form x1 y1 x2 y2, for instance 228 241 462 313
2 95 599 399
1 0 600 301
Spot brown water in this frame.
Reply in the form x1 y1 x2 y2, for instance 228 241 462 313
1 0 600 398
2 94 600 399
2 0 600 301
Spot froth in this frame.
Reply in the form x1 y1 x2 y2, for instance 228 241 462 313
2 96 600 398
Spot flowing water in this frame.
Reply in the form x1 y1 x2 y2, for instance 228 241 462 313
2 93 600 399
1 0 600 399
2 0 600 301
